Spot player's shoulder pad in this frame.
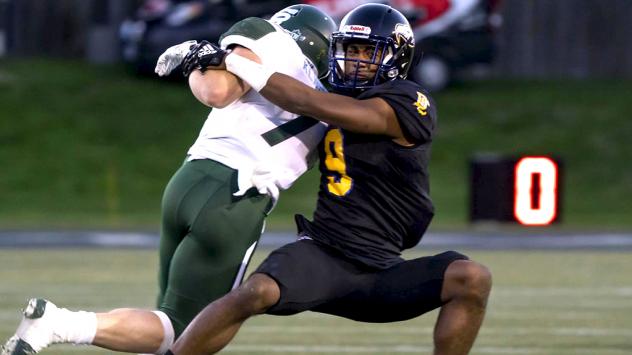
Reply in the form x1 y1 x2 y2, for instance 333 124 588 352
219 17 276 43
359 80 437 143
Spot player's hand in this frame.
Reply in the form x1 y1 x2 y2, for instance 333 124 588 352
155 40 198 77
181 41 228 77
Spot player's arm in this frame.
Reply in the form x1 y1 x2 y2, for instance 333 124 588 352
154 41 260 108
223 54 407 141
188 46 260 108
263 73 405 139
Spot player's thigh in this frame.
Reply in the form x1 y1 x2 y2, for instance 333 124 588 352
319 251 469 323
158 160 270 329
159 159 233 261
160 159 270 266
255 240 363 316
159 235 228 336
159 195 269 335
193 187 269 250
158 161 210 300
157 160 230 293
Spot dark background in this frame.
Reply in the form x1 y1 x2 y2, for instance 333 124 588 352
2 0 631 78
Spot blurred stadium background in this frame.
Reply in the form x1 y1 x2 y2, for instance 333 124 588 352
1 0 632 354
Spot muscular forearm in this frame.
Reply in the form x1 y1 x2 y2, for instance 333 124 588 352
260 73 320 117
260 74 378 133
224 53 403 137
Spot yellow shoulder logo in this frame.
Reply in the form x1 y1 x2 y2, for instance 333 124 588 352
413 92 430 116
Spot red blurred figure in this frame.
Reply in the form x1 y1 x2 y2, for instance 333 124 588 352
303 0 451 24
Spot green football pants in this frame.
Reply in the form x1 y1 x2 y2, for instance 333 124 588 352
156 159 271 336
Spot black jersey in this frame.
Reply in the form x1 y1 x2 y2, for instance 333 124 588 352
295 79 437 270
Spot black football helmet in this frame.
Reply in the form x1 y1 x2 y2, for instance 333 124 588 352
269 5 337 79
328 3 415 92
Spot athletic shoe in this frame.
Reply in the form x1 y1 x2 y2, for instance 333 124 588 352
1 299 60 355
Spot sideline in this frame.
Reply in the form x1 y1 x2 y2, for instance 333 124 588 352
1 230 632 250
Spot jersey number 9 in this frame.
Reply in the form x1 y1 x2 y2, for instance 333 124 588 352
324 129 353 196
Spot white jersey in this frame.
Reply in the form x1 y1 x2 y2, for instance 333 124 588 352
186 17 327 202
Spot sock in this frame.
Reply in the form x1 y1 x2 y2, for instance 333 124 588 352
52 306 97 345
152 310 175 355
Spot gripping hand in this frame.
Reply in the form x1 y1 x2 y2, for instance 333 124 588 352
154 40 198 77
181 41 227 77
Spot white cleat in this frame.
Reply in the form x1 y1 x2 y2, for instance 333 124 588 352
1 299 60 355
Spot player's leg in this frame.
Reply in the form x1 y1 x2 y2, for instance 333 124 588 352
170 239 356 354
156 161 195 307
349 252 491 354
92 309 171 353
0 162 205 355
0 298 169 355
434 257 492 355
311 250 487 355
158 159 271 336
91 160 208 353
92 159 271 352
89 160 227 353
1 298 98 355
170 273 280 354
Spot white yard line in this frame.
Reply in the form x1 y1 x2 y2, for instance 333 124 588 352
240 325 632 337
493 286 632 296
223 344 630 354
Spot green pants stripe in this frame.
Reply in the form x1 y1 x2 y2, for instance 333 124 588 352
157 159 271 336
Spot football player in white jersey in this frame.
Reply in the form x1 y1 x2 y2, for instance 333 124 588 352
1 5 336 355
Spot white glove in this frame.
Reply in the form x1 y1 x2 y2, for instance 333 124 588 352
234 165 280 200
251 167 281 204
154 40 198 76
233 164 298 213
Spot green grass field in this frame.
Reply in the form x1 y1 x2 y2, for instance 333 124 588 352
2 59 631 354
1 248 631 354
1 59 632 230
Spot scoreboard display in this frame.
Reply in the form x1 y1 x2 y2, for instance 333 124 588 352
469 155 563 226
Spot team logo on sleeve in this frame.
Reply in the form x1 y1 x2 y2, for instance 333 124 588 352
413 92 430 116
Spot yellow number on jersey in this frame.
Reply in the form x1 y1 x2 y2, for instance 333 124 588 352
324 128 352 196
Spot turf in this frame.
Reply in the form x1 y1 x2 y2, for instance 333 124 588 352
0 248 630 354
1 59 632 230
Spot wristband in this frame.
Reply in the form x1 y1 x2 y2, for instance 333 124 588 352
224 53 274 92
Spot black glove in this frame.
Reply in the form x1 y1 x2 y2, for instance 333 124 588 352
181 40 228 77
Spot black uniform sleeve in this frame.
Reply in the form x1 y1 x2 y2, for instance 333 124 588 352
358 80 437 143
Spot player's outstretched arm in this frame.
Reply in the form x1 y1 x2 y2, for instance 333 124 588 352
224 53 406 140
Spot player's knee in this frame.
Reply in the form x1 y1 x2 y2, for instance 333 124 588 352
443 260 492 305
235 273 280 313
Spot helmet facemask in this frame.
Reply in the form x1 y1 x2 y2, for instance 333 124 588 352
330 35 396 90
329 32 414 93
327 3 416 93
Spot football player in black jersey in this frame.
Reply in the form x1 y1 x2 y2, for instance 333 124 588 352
168 4 492 355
